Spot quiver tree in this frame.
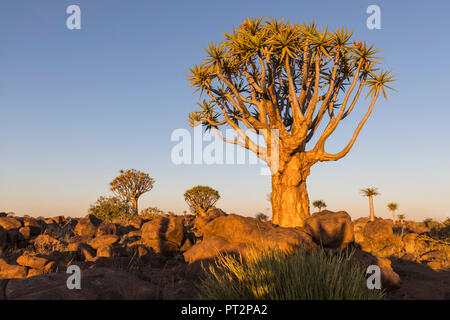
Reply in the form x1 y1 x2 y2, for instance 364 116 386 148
361 187 380 222
398 214 406 236
187 16 396 227
387 202 398 224
312 200 327 212
184 185 220 216
110 169 155 215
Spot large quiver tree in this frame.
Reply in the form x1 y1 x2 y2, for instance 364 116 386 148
187 16 396 227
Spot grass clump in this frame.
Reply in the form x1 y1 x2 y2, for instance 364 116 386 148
197 247 385 300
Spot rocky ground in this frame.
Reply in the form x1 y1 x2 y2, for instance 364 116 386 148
0 210 449 300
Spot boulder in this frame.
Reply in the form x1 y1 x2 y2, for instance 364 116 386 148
376 245 399 258
406 223 430 234
351 250 401 291
142 216 185 247
205 207 227 218
360 218 395 252
2 267 157 299
23 218 43 235
0 258 27 279
81 245 96 261
376 257 402 291
33 234 60 252
0 228 6 250
27 269 44 278
403 233 418 254
16 254 49 270
120 230 142 246
183 236 246 264
97 245 113 258
66 242 96 261
96 222 117 237
200 214 315 252
194 209 227 232
180 237 194 252
19 227 31 240
145 239 178 256
129 216 144 229
88 235 119 250
74 214 102 238
303 210 354 249
0 217 22 231
51 216 65 225
6 229 25 247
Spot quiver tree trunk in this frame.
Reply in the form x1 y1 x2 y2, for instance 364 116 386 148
271 153 312 227
130 198 138 215
369 196 374 221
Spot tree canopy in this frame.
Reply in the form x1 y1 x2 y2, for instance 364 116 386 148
187 16 396 167
184 185 220 216
110 169 155 214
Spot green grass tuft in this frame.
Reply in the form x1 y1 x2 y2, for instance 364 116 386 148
197 246 385 300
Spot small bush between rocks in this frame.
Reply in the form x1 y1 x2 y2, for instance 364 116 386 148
197 247 385 300
88 196 135 223
140 206 164 220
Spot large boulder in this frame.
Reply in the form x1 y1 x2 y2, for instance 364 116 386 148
0 217 22 231
142 216 185 247
74 214 102 238
193 208 227 233
183 236 247 264
360 218 395 252
303 210 354 249
200 214 315 252
1 267 157 299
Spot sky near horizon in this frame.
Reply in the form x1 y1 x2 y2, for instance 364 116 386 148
0 0 449 221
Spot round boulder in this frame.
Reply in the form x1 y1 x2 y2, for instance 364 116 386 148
303 210 354 249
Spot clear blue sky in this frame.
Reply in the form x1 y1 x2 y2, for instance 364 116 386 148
1 0 449 221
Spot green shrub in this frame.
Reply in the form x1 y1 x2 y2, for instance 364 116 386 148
88 196 135 222
197 247 385 300
140 206 164 220
184 185 220 216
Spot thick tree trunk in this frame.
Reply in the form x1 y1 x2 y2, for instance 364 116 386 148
393 210 396 225
369 196 374 221
271 154 311 227
130 198 138 215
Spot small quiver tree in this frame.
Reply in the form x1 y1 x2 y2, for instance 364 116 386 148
184 185 220 216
